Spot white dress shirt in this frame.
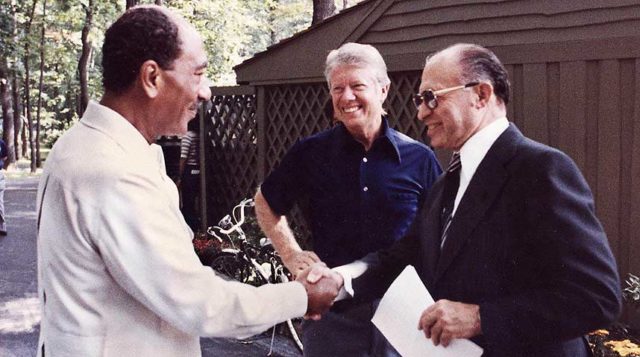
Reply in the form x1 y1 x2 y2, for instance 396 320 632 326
453 117 509 215
36 101 307 357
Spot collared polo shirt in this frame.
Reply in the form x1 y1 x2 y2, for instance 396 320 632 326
261 118 442 267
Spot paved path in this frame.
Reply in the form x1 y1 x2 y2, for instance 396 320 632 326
0 175 301 357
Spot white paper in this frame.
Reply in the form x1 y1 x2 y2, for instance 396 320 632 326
371 265 483 357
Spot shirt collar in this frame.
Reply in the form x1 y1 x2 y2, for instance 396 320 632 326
458 117 509 178
80 100 161 162
336 117 402 162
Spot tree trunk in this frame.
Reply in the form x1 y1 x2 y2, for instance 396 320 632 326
10 0 21 162
24 0 38 173
78 0 93 117
126 0 138 9
21 114 27 159
312 0 335 25
155 0 162 5
35 0 47 167
0 64 16 169
11 76 21 161
268 1 278 45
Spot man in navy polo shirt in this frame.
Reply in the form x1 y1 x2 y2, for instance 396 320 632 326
255 43 442 356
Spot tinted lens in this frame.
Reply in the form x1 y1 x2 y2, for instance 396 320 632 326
424 90 437 109
414 90 436 108
413 94 423 107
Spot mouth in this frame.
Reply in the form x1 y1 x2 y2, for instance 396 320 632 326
426 122 441 131
342 105 361 114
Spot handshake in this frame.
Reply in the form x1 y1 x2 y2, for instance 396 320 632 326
289 252 344 320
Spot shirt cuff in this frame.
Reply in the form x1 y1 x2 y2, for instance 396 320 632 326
332 260 369 301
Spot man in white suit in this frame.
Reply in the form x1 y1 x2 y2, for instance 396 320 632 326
36 5 339 356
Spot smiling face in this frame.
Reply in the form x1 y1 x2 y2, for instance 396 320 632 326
328 64 388 136
416 51 481 150
154 23 211 137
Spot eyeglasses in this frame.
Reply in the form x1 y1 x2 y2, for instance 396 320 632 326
413 82 479 109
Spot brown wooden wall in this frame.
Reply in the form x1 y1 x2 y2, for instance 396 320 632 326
503 57 640 293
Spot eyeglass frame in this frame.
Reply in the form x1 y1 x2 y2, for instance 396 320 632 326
413 82 480 110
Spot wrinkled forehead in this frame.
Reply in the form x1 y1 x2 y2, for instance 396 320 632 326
329 64 377 84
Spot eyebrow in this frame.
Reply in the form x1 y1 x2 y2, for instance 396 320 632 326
196 61 208 70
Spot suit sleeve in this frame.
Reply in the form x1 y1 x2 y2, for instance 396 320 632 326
479 149 622 348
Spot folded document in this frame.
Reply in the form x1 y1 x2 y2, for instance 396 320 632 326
371 265 483 357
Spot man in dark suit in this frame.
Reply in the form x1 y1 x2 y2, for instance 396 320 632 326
330 43 622 356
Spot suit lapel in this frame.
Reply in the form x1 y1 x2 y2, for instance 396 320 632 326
434 125 522 281
419 177 446 285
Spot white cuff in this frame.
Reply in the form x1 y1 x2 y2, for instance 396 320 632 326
332 260 369 301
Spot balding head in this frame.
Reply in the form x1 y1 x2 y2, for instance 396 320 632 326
427 43 510 105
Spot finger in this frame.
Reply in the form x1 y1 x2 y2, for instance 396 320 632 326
308 313 321 321
418 309 436 331
304 313 320 320
305 251 321 262
300 254 320 267
440 331 452 347
430 320 444 346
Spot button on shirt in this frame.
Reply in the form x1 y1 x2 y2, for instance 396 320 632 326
260 118 442 267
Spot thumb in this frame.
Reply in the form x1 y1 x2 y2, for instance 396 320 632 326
307 266 325 284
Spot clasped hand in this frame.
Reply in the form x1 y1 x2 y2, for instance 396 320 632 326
295 263 344 320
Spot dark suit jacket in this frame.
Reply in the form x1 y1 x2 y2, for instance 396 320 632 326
353 124 622 356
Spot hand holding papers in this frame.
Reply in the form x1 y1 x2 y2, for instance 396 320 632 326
371 266 483 357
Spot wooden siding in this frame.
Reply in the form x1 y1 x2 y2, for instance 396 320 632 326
366 0 640 53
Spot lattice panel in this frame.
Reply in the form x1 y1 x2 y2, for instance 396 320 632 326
204 92 258 223
265 84 333 173
386 71 426 142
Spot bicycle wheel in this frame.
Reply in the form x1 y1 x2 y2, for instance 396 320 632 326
209 251 252 283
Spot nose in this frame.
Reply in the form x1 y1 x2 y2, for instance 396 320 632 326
416 102 431 122
342 86 356 101
198 77 212 102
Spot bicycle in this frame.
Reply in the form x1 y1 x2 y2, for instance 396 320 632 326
206 198 304 353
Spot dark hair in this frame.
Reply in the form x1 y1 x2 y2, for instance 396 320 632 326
457 44 510 105
102 6 181 93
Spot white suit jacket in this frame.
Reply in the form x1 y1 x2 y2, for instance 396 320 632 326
36 101 307 356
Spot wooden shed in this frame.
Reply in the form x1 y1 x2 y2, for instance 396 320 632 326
202 0 640 324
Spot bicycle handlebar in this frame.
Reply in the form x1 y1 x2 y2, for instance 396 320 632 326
206 198 255 238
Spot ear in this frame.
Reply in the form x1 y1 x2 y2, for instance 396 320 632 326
380 83 390 102
139 60 162 99
475 82 493 108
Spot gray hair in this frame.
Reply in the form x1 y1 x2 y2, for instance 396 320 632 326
324 43 391 88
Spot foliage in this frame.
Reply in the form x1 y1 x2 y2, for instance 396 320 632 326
1 0 364 151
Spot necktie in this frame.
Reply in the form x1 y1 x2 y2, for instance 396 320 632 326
440 152 461 248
